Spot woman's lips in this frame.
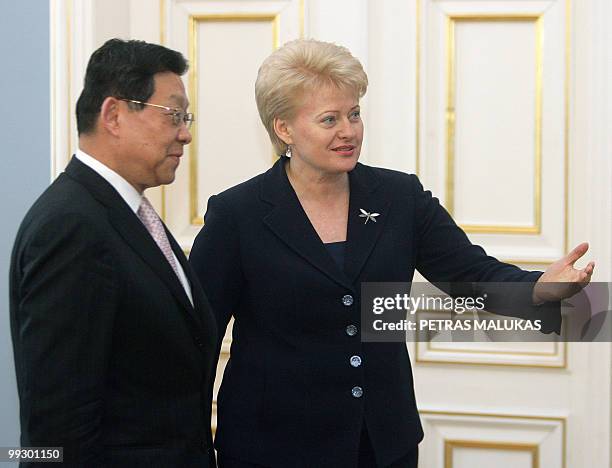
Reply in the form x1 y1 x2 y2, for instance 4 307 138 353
332 145 356 156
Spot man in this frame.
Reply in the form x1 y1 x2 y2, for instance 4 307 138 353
9 39 218 467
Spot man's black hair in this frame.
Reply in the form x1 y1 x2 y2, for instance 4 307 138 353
76 38 188 135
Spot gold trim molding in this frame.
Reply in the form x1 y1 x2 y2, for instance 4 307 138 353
188 14 280 225
417 342 568 369
416 1 572 263
299 0 305 39
160 0 167 220
415 0 421 176
445 15 543 235
159 1 304 224
425 339 561 357
421 409 566 468
563 0 571 256
414 308 568 368
445 439 539 468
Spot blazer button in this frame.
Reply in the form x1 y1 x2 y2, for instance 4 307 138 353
346 324 358 336
351 386 363 398
350 355 362 367
342 294 354 306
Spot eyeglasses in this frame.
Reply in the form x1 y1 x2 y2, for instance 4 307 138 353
121 99 195 129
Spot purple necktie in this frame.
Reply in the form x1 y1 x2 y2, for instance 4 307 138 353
137 196 180 278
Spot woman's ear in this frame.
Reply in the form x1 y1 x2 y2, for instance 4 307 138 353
273 117 293 145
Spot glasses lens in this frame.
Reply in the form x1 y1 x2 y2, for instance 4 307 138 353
170 111 194 129
170 112 182 126
185 113 194 129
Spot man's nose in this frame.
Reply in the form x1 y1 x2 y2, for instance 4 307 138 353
178 124 192 144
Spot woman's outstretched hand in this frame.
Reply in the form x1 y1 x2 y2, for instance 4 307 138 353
532 242 595 303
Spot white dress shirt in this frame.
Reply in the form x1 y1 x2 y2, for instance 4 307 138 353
75 149 193 306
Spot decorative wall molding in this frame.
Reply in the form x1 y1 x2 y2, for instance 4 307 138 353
50 0 96 178
420 409 566 468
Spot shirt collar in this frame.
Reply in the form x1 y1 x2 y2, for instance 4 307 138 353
75 149 142 214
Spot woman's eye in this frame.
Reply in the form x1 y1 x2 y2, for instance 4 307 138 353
350 111 361 120
322 116 336 125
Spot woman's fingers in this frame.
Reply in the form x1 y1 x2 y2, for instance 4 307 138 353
565 242 589 266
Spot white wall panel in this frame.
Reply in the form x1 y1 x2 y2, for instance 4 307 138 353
161 0 303 246
191 17 276 223
420 411 565 468
415 308 567 368
420 0 568 264
364 0 418 173
449 442 536 468
307 0 368 66
453 19 538 230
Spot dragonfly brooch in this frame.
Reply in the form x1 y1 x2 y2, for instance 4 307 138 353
359 208 380 224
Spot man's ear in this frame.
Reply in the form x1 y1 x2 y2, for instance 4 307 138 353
99 97 121 137
273 117 293 145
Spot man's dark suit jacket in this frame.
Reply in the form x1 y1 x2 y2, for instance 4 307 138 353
10 157 218 467
189 156 560 468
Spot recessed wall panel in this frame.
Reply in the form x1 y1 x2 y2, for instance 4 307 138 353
449 442 536 468
420 411 565 468
451 18 540 233
191 17 276 224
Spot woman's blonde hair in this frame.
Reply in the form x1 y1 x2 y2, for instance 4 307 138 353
255 39 368 155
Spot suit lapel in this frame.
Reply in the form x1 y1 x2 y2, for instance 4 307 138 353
108 209 197 311
261 157 354 291
65 157 200 324
166 229 206 329
344 164 391 283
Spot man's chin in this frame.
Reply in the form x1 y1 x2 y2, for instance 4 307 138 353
157 171 177 188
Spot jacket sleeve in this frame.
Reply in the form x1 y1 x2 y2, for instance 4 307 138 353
190 194 245 340
190 195 246 454
411 175 561 333
11 214 117 466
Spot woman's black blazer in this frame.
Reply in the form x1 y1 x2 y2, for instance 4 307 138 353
190 156 559 468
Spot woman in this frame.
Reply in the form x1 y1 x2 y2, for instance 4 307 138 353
190 39 594 468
